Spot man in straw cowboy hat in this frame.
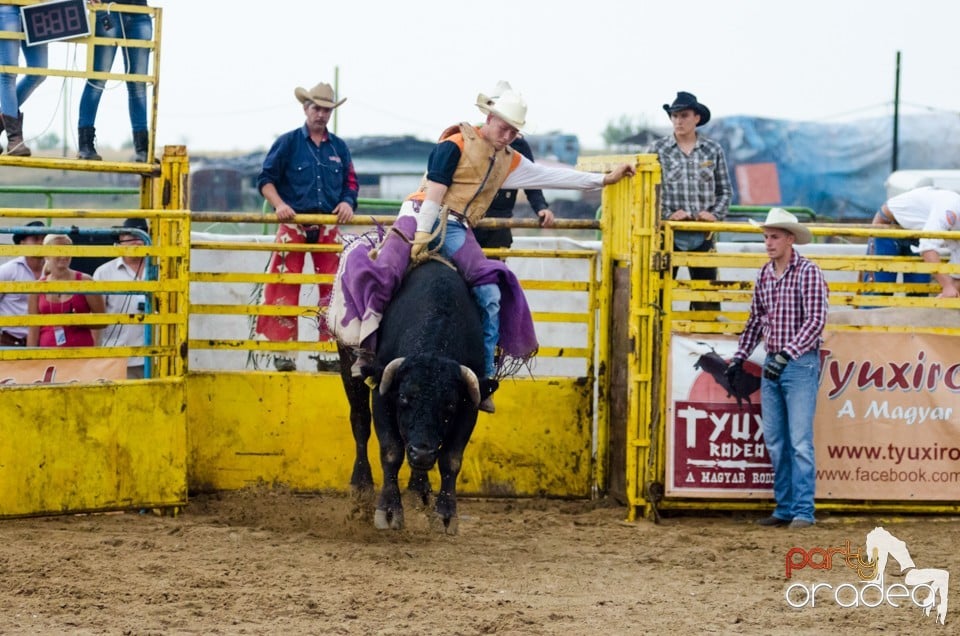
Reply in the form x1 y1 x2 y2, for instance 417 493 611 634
725 208 828 529
253 81 358 372
329 82 635 412
472 81 555 251
649 91 731 312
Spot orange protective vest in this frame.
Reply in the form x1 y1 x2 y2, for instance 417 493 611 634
412 123 521 225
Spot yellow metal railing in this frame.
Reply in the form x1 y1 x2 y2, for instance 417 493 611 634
580 153 661 520
186 213 603 364
663 220 960 334
0 208 189 376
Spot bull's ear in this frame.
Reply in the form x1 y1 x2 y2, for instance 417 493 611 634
479 378 498 400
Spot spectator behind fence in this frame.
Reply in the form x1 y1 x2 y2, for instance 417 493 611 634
27 234 105 347
252 81 358 373
93 218 148 378
648 91 731 312
0 4 49 156
77 0 153 162
473 82 553 251
868 185 960 298
0 221 46 346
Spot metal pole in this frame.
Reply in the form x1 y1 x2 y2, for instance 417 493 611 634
333 65 339 135
892 51 901 172
62 79 67 158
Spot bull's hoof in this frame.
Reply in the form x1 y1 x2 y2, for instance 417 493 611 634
349 487 376 522
428 512 459 535
374 508 404 530
443 516 459 536
404 488 430 511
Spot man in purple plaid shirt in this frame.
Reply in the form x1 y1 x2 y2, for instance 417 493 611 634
725 208 828 530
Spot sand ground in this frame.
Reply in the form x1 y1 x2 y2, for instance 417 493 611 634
0 489 958 635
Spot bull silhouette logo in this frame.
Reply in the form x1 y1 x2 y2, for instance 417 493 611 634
692 344 761 411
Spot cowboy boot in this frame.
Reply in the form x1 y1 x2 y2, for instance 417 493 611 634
77 126 102 160
1 113 30 156
133 129 149 162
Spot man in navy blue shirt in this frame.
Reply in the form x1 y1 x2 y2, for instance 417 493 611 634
253 81 359 372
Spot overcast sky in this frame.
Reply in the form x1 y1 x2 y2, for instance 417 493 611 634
18 0 960 152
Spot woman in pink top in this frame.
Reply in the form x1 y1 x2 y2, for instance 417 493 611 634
26 234 105 347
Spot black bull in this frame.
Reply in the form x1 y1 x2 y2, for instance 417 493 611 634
693 350 761 410
336 261 497 534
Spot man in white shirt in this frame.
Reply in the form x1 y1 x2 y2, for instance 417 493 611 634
872 186 960 297
0 221 46 346
93 218 148 378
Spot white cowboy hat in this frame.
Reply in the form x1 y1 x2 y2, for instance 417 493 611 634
476 84 527 130
294 82 346 109
750 207 813 245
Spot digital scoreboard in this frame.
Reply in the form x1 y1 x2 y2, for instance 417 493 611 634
21 0 90 46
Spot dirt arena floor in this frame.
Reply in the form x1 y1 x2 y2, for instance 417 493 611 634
1 489 958 635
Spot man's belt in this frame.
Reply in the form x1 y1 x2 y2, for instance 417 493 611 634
0 330 27 347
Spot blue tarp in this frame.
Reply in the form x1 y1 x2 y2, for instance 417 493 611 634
702 113 960 220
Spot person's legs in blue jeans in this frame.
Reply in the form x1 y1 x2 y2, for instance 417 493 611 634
76 10 117 159
0 6 21 119
897 239 932 293
471 283 501 378
781 351 819 522
16 41 48 105
119 11 152 132
870 236 898 285
78 10 118 128
432 221 500 379
761 350 819 523
760 370 793 521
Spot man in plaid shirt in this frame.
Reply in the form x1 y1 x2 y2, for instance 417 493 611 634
725 208 828 530
649 91 731 311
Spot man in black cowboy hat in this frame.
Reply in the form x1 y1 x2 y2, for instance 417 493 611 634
0 221 46 346
649 91 731 312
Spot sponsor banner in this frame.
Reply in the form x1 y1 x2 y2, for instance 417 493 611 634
667 333 960 500
667 335 771 496
817 332 960 500
0 358 127 385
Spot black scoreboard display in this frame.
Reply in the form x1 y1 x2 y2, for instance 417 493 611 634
21 0 90 46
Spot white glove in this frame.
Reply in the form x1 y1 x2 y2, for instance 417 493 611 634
416 199 441 233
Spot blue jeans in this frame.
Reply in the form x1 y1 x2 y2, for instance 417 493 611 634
760 349 820 523
0 6 48 117
429 219 501 378
78 8 152 131
871 236 931 285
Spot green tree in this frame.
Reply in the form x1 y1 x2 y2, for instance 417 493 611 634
602 115 640 147
36 133 60 150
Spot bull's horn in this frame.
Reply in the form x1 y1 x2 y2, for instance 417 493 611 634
379 357 406 395
460 365 481 406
